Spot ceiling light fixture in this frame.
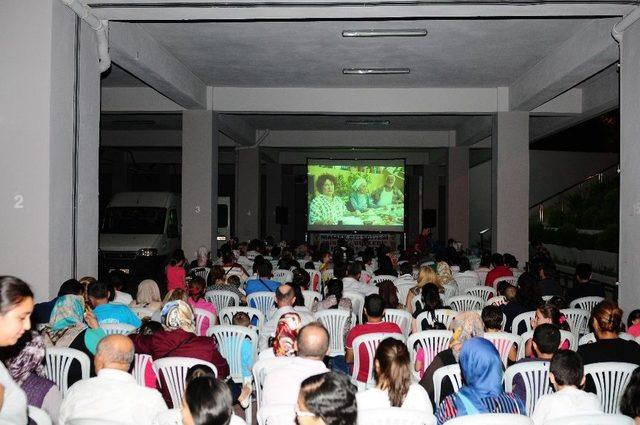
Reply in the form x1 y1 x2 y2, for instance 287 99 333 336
343 68 410 75
342 29 427 37
345 120 391 126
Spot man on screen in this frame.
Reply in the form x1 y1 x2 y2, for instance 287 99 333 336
372 174 404 207
309 173 348 225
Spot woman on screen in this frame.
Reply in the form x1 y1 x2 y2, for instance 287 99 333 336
309 174 348 225
348 178 374 213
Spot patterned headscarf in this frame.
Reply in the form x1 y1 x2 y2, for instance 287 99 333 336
449 311 484 357
437 262 455 286
137 279 161 305
273 312 302 357
4 332 46 385
161 300 196 333
49 295 85 331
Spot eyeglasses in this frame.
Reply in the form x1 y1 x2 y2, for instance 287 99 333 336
294 408 316 418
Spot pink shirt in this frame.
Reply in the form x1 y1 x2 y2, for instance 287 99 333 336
188 297 218 335
629 323 640 338
166 265 186 291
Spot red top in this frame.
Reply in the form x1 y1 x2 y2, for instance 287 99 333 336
485 265 514 287
345 321 402 383
166 264 186 291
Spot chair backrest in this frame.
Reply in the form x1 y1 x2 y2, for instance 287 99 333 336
371 274 397 285
131 306 155 319
273 269 293 283
302 290 322 308
518 329 577 359
193 307 217 336
483 332 521 366
191 267 211 281
544 414 635 425
343 291 365 324
619 332 635 341
28 406 52 425
396 284 414 307
131 353 154 386
432 363 462 406
491 275 518 288
584 361 638 414
485 295 507 307
305 269 322 291
443 413 533 424
247 291 276 318
252 357 288 411
407 330 453 378
383 308 413 337
465 286 496 301
504 361 552 415
352 333 406 389
44 347 90 396
153 357 218 408
219 306 265 331
204 290 240 312
256 403 295 425
569 296 605 311
560 308 590 336
357 408 435 425
476 270 489 285
415 309 453 331
314 309 352 356
447 295 483 312
207 325 258 382
511 311 536 336
578 332 596 345
100 323 137 335
454 274 480 294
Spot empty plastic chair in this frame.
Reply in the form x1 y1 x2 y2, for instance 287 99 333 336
204 290 240 312
447 295 483 312
43 347 90 396
383 308 413 337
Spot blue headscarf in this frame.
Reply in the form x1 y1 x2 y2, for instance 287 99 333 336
455 337 504 414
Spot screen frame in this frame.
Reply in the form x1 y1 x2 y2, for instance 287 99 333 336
306 158 407 233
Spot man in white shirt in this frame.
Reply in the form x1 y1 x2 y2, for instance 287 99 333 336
58 335 167 425
262 323 330 406
531 350 602 425
393 262 416 286
258 284 313 350
342 263 377 297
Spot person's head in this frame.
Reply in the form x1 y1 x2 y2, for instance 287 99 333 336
273 312 302 357
384 174 395 189
170 249 186 267
297 372 357 425
416 266 439 287
458 337 504 396
549 350 585 390
590 300 623 337
304 261 315 270
163 288 188 304
399 262 413 276
490 253 504 267
232 312 250 328
188 276 206 302
222 251 235 265
449 312 484 355
321 252 332 264
352 178 367 194
537 262 555 280
257 260 273 278
326 279 343 302
316 174 337 197
161 300 196 333
481 305 503 331
292 268 311 290
195 246 210 267
503 253 518 269
458 257 471 273
58 279 83 297
332 263 347 280
136 279 161 304
419 283 443 312
628 309 640 328
479 253 491 268
504 284 518 302
186 364 216 384
108 270 127 291
575 263 592 283
296 323 330 360
226 275 241 288
364 294 385 320
49 294 86 331
377 280 399 309
88 281 110 307
138 320 163 335
373 338 411 407
182 376 233 425
94 334 135 373
531 323 561 358
346 262 362 279
276 284 296 308
211 265 225 284
620 366 640 420
533 302 569 330
377 255 394 272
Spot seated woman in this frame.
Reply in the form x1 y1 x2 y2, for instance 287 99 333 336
374 255 398 277
297 372 358 425
412 283 445 335
406 266 441 314
259 312 302 360
187 277 217 335
524 302 571 357
435 337 526 424
436 261 458 300
357 338 431 414
377 280 399 310
129 279 163 313
41 294 106 385
309 174 347 225
348 178 374 212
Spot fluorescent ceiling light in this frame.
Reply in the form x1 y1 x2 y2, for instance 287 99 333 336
342 29 427 37
343 68 410 75
345 120 391 126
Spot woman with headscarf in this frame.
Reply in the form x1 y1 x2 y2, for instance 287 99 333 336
190 246 213 269
437 261 459 300
129 279 163 312
2 332 62 423
187 276 217 335
129 300 229 407
418 311 484 408
435 337 525 424
41 294 106 385
349 177 374 212
272 312 302 357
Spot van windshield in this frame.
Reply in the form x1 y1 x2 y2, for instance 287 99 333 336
102 207 166 234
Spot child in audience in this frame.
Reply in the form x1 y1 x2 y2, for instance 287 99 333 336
627 309 640 337
165 249 187 291
482 305 517 363
232 312 253 409
531 350 602 424
525 302 570 357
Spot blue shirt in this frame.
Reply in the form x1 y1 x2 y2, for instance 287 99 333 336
93 303 142 327
240 338 253 379
245 278 280 296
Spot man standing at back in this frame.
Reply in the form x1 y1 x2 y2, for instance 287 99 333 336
88 281 141 327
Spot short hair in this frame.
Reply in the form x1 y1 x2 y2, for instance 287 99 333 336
620 367 640 419
256 261 273 278
333 263 348 280
138 321 163 336
96 336 135 366
532 323 561 355
550 350 583 387
591 300 623 334
108 270 127 290
299 372 357 425
316 174 338 193
575 263 592 280
458 257 471 273
503 253 517 268
628 309 640 329
364 294 385 318
186 364 216 384
276 284 294 302
399 262 413 276
297 323 330 358
232 312 250 327
58 279 83 297
226 275 240 287
481 305 503 330
0 276 34 315
88 281 110 300
490 253 504 267
184 376 233 425
292 268 310 289
211 265 225 282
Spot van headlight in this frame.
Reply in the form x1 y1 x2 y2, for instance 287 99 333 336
137 248 158 257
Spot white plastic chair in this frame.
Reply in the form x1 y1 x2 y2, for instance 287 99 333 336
191 266 211 282
357 408 435 425
131 353 154 387
396 283 413 307
454 274 480 295
256 404 295 425
560 308 590 336
569 296 604 311
273 269 293 283
584 361 638 414
314 309 353 356
360 269 373 283
372 274 397 285
28 406 52 425
483 332 520 367
407 330 453 380
432 363 462 406
305 269 322 291
383 308 413 337
476 270 489 285
517 330 577 358
253 357 288 411
204 290 240 312
544 414 634 425
578 332 596 345
302 290 322 308
415 309 453 331
447 295 483 312
504 361 552 415
193 307 217 336
352 333 405 390
131 306 155 319
511 311 536 336
153 357 218 408
100 323 137 335
485 295 506 307
443 413 533 424
247 291 276 318
491 275 518 288
465 286 496 301
219 306 265 331
343 291 365 324
44 347 90 396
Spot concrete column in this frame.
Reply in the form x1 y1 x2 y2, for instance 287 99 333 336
447 147 470 249
422 164 440 240
491 112 530 263
235 147 261 242
264 163 282 239
618 20 640 316
0 1 100 301
182 111 219 260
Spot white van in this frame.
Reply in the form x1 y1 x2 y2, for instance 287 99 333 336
99 192 181 279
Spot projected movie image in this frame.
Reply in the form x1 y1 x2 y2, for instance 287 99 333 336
307 161 405 231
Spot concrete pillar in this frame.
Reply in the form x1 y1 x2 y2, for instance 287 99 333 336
235 147 261 242
422 164 440 240
447 147 470 249
0 1 100 301
182 111 219 260
491 112 530 263
264 163 282 239
618 20 640 316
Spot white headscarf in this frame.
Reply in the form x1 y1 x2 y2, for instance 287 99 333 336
352 178 367 192
195 246 210 267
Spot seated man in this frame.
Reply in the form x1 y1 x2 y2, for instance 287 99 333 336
245 260 281 297
88 281 141 327
512 323 559 403
58 335 167 424
342 263 377 297
567 263 605 303
108 270 133 305
259 284 313 350
536 262 561 297
346 294 402 384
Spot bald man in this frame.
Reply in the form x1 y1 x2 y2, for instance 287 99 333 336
58 335 167 425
